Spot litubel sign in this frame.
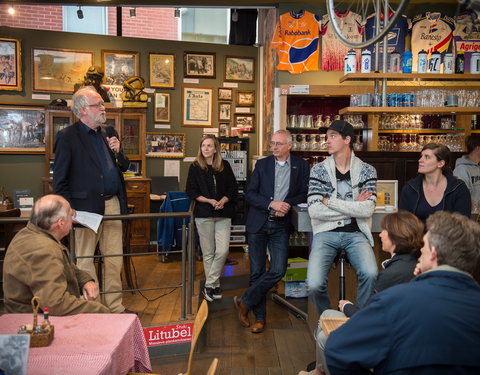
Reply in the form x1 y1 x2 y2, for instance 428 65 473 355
143 323 194 347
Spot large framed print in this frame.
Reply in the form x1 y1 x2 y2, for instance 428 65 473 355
102 50 139 85
375 180 398 210
184 51 216 78
32 48 93 93
0 38 22 91
149 53 175 89
0 105 46 154
146 132 185 158
224 56 255 82
154 92 170 123
182 86 213 127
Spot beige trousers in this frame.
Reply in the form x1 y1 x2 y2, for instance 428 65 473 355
75 196 124 313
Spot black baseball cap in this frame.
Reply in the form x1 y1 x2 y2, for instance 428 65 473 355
328 120 354 139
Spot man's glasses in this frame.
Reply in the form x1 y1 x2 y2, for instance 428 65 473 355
270 141 287 147
88 102 105 108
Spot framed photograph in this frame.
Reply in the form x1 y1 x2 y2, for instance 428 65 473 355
218 102 232 122
32 48 93 93
236 90 255 107
219 123 229 137
224 56 255 82
182 86 213 127
234 113 256 133
0 105 46 154
154 92 171 123
375 180 398 210
218 88 232 101
184 51 216 78
102 50 139 85
0 38 22 91
149 53 175 89
146 132 185 158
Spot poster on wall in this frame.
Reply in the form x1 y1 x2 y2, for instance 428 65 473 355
182 86 213 127
0 38 22 91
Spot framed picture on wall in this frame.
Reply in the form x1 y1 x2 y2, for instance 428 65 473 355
102 50 139 85
0 105 46 154
0 37 22 91
218 102 232 122
224 56 255 82
183 51 216 78
154 92 171 123
146 132 185 158
234 113 256 133
149 53 175 89
182 86 213 127
32 48 93 93
236 90 255 107
218 88 232 101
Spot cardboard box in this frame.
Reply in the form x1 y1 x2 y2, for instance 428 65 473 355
282 257 308 282
285 281 308 298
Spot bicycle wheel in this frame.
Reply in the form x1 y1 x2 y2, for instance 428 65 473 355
326 0 410 49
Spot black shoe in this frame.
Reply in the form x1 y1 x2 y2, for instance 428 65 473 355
203 287 214 302
212 287 222 300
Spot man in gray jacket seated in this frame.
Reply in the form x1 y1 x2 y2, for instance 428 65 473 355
3 194 109 315
454 134 480 215
307 120 378 316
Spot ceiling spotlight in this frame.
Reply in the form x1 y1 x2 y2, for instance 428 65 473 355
232 9 238 22
77 6 84 19
7 6 15 15
129 8 136 18
174 8 180 18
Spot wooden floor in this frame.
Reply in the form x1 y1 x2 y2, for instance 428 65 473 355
122 250 315 375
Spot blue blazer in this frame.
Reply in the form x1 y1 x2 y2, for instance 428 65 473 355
245 155 309 233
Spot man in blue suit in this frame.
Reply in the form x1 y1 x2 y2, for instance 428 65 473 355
234 129 309 333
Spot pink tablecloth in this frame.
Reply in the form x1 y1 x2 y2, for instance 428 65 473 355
0 314 152 375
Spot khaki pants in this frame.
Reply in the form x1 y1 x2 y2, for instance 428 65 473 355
75 196 124 313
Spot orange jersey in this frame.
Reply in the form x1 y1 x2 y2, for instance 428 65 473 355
271 10 321 74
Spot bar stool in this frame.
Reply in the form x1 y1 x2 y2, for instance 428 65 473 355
332 249 350 300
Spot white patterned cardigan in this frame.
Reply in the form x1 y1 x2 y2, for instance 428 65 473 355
307 152 378 246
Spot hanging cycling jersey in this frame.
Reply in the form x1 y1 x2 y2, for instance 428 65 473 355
411 12 455 71
321 10 364 71
365 11 409 71
271 10 321 74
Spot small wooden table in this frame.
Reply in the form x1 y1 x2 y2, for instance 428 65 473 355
320 317 349 336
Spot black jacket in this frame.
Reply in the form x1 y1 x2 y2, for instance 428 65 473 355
53 121 129 215
399 173 471 220
186 160 238 219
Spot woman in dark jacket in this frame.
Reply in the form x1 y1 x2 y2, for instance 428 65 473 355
399 143 471 224
186 134 238 302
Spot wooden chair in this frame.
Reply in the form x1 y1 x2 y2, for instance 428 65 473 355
206 358 218 375
0 208 21 300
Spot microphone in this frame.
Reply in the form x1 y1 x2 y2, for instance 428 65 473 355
104 126 120 157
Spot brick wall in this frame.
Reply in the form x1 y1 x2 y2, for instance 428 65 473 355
0 5 178 40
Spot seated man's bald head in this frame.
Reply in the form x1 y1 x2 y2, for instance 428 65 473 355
31 194 71 231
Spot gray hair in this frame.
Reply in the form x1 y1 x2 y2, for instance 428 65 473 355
31 195 69 231
72 86 98 117
272 129 293 144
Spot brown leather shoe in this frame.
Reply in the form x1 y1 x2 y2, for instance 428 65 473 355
233 296 250 327
251 319 266 333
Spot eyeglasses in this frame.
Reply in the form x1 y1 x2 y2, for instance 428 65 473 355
88 102 105 108
270 141 287 147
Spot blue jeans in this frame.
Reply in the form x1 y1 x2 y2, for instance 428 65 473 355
307 231 378 316
242 220 289 320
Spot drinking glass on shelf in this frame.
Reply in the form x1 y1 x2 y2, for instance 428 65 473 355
324 115 332 128
305 115 313 128
289 115 298 128
298 115 306 128
315 115 324 128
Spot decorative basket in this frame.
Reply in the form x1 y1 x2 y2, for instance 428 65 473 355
18 296 55 347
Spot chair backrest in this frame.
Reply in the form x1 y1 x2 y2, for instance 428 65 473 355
0 208 21 250
151 176 179 195
206 358 218 375
184 299 209 375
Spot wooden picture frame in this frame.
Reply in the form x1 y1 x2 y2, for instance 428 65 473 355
146 132 185 158
224 56 255 82
0 38 22 91
234 113 256 133
102 50 140 85
32 47 93 93
0 105 46 154
219 123 229 137
236 90 255 107
218 88 232 101
182 86 213 127
184 51 216 78
154 92 171 123
375 180 399 210
149 53 175 89
218 102 232 122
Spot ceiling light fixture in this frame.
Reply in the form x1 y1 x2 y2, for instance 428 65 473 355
129 8 136 18
77 6 84 19
7 6 15 15
174 8 180 18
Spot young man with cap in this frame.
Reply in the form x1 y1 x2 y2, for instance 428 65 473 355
307 120 378 317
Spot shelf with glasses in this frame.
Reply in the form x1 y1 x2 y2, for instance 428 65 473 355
287 127 372 131
378 129 466 134
340 73 480 83
339 107 479 115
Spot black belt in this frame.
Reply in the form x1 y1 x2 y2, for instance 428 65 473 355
104 195 115 200
268 215 285 222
